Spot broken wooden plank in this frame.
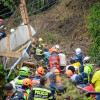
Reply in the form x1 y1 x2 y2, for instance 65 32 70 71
0 51 21 58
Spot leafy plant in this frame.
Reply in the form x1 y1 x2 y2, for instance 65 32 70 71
46 32 59 44
88 2 100 63
55 77 88 100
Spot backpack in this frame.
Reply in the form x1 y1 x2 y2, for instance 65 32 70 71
84 64 93 75
84 64 93 82
11 91 25 100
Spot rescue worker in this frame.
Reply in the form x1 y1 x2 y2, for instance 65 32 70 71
92 61 100 100
49 45 59 53
80 72 88 85
44 48 51 67
35 45 45 63
31 38 39 56
15 66 30 89
84 72 96 99
53 69 61 83
4 83 25 100
49 47 56 53
75 48 83 65
65 70 73 79
28 76 53 100
72 56 81 73
49 73 57 100
58 51 67 74
55 45 60 51
38 38 44 47
21 78 32 100
49 49 60 71
68 65 75 74
83 56 93 82
71 66 78 81
75 73 86 88
32 67 44 86
66 59 74 70
46 67 56 83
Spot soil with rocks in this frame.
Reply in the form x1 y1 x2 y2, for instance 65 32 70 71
29 0 100 62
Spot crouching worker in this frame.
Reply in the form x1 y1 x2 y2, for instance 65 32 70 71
28 76 53 100
4 83 25 100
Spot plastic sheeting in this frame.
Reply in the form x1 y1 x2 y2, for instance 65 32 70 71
0 23 36 51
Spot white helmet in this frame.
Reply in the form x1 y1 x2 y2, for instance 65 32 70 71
84 56 90 62
75 48 81 55
55 45 59 50
10 29 15 33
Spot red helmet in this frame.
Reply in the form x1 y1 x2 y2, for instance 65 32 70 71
37 67 44 77
0 19 3 22
22 78 32 88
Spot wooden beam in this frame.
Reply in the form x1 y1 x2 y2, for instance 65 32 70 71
0 51 22 58
20 0 33 40
23 61 37 67
16 39 36 52
7 35 10 51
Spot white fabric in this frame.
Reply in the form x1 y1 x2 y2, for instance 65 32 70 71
59 53 67 66
0 23 36 51
71 74 77 80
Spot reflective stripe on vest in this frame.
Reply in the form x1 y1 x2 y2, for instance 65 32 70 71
36 49 42 55
32 87 53 100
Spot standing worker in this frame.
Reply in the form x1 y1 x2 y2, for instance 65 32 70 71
49 49 60 71
35 45 45 64
58 51 67 74
75 48 83 65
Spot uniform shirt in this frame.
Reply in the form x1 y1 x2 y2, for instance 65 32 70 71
28 84 53 100
15 76 26 89
32 76 41 86
77 53 83 65
92 70 100 92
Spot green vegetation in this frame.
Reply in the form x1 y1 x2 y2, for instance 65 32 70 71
46 32 59 44
55 78 87 100
88 2 100 63
0 65 17 98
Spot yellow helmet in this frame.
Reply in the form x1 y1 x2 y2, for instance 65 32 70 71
39 38 43 42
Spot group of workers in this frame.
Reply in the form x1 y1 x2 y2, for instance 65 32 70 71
3 38 100 100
